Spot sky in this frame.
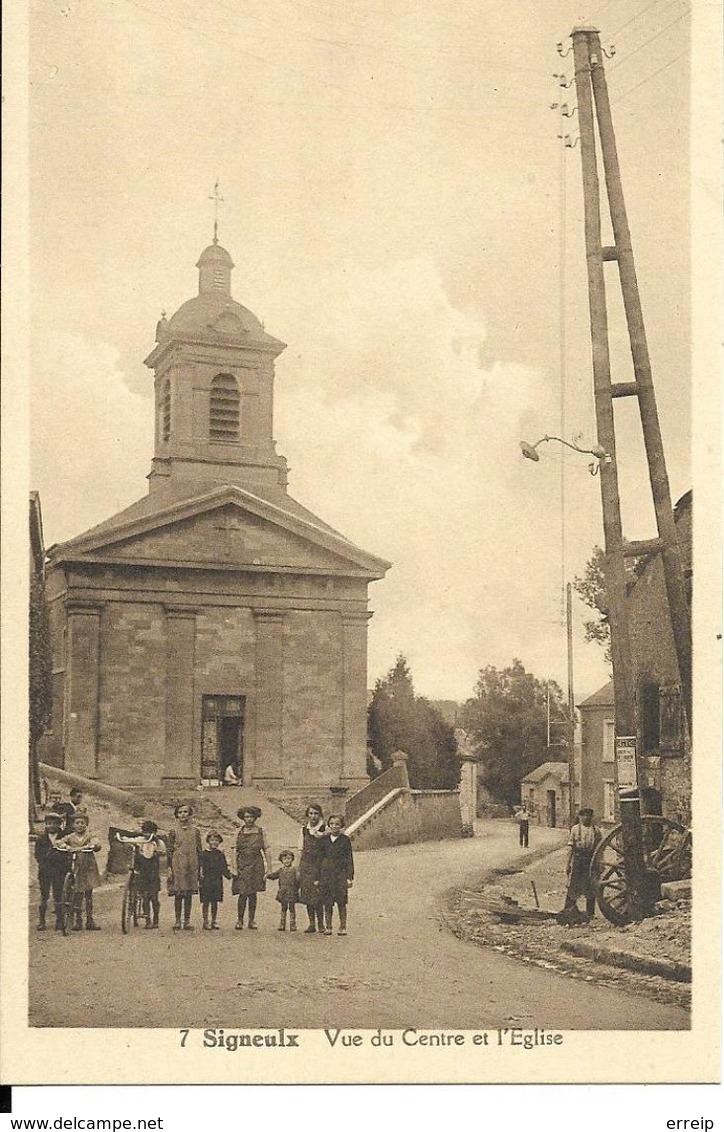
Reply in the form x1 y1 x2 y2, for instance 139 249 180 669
25 0 694 702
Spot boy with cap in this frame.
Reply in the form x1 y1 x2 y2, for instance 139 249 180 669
34 811 67 930
53 787 86 837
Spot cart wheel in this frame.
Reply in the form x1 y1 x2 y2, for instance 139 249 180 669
60 874 75 936
121 876 135 935
591 815 691 926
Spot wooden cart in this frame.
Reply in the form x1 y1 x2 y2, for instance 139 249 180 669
590 815 692 926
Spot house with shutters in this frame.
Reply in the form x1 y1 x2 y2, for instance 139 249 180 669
43 237 390 805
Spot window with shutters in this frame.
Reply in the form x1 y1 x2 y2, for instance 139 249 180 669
161 378 171 442
603 780 616 822
209 373 240 442
602 719 615 762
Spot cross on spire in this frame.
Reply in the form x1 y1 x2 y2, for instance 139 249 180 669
209 179 225 245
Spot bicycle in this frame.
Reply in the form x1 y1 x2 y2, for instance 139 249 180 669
56 846 97 936
120 842 144 935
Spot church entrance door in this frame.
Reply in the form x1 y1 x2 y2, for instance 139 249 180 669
200 695 245 785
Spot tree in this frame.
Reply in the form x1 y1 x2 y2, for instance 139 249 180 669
459 659 571 809
367 654 460 790
573 546 611 661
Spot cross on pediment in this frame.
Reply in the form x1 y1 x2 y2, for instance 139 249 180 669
213 512 244 558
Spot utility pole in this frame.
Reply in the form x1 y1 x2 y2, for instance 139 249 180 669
569 26 692 920
566 582 577 821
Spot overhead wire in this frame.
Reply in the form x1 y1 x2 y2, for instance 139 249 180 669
590 0 626 24
611 48 688 103
609 0 664 38
113 0 563 128
607 6 690 71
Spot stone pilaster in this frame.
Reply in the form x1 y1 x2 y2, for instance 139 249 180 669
252 609 285 785
340 611 373 790
65 602 103 778
458 755 478 833
163 607 197 782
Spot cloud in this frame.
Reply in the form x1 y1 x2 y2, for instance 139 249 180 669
30 260 612 700
31 332 151 545
273 255 610 698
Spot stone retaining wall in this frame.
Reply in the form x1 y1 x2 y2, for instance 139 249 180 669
350 789 462 851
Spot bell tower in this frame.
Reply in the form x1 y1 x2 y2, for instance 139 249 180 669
144 239 289 494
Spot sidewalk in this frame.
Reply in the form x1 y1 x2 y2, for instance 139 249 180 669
447 832 691 1012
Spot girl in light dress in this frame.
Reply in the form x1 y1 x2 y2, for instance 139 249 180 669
57 812 103 931
166 803 203 931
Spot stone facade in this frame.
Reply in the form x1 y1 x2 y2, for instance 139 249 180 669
577 491 692 825
626 491 692 824
44 239 390 794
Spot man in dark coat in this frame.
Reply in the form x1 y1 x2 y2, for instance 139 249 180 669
319 814 354 936
34 812 68 930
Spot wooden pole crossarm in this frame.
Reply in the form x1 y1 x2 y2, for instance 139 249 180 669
623 538 666 558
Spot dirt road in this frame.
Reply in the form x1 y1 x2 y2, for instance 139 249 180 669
29 821 689 1030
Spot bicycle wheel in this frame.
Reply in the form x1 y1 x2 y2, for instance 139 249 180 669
121 875 135 934
60 873 75 936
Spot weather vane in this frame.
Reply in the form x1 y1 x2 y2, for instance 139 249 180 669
209 179 224 245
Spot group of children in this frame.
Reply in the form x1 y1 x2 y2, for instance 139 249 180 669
34 793 355 937
34 789 102 931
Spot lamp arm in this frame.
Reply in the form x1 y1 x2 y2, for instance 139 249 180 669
539 435 605 458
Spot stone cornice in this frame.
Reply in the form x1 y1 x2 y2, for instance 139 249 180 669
252 609 286 624
144 331 285 370
163 605 199 619
66 600 104 616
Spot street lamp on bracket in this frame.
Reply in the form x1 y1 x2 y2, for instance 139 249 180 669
520 435 611 476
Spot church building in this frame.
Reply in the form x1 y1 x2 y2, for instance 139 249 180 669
44 238 390 800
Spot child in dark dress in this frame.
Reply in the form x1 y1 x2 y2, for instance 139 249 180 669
200 831 231 930
298 803 327 933
34 811 67 930
319 814 354 936
267 850 300 932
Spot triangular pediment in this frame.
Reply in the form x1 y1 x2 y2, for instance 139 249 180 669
50 486 390 579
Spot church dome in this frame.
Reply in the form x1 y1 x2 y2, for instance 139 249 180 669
196 243 234 271
166 293 266 341
162 239 266 343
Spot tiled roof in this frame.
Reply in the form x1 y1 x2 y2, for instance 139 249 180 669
521 760 569 784
577 680 615 709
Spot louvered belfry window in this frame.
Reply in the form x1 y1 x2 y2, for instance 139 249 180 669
161 378 171 442
209 373 240 442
